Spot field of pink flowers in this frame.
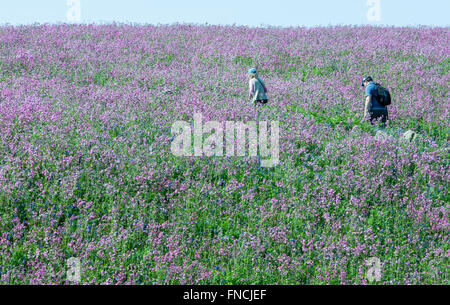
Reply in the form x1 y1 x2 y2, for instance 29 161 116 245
0 24 448 284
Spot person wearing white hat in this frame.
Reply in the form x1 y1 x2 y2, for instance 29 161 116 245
248 68 268 105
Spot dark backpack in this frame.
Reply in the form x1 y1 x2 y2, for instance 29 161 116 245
375 83 391 106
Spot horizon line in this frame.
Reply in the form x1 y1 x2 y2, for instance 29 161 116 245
1 21 449 29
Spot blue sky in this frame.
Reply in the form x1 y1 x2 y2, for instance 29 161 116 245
0 0 449 27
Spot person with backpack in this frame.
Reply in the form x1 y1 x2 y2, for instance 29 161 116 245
248 68 268 105
361 76 391 127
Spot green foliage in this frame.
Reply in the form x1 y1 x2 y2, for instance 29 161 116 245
93 69 112 86
233 55 254 67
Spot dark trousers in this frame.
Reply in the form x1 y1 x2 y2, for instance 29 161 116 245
370 108 388 126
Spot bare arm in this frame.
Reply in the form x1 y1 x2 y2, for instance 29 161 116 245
364 95 372 120
248 80 255 99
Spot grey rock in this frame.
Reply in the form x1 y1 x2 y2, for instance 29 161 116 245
375 130 393 141
400 130 423 145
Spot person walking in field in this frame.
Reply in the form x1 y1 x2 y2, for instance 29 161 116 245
361 76 391 127
248 68 268 105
